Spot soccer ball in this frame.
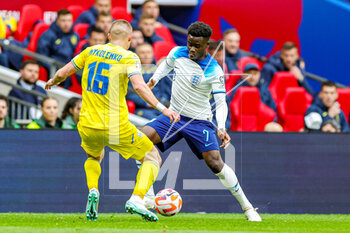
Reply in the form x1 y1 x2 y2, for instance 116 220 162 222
154 188 182 216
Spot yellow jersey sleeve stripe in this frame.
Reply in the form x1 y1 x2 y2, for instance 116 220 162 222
128 71 142 78
71 59 81 70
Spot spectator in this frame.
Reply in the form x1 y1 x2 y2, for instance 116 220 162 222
95 12 113 35
260 42 314 96
61 97 82 129
0 95 19 129
208 40 228 73
27 97 64 129
80 26 106 53
138 14 163 45
223 29 248 71
0 51 9 68
37 9 79 88
8 60 47 120
75 0 111 26
304 81 348 132
130 29 144 52
126 43 160 119
131 0 168 29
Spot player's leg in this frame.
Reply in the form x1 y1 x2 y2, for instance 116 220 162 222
137 125 162 209
125 145 161 222
182 120 261 221
136 116 182 209
202 150 261 222
135 160 156 209
84 151 104 221
78 125 105 221
142 125 162 144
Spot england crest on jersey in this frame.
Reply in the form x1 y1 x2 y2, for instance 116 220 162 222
191 74 202 87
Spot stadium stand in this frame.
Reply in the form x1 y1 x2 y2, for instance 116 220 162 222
22 23 49 62
337 88 350 123
277 87 311 131
73 23 90 40
14 4 43 42
153 41 176 61
67 5 85 23
230 87 276 131
1 0 349 132
154 25 175 44
111 6 133 22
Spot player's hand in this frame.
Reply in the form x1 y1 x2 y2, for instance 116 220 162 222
217 128 231 149
162 108 180 123
147 78 156 90
290 66 304 81
328 101 341 118
45 78 61 90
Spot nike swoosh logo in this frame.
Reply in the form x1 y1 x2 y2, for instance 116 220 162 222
205 143 213 147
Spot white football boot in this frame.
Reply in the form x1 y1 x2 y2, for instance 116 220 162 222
144 194 156 210
244 207 262 222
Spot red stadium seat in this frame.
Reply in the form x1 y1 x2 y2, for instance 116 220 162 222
153 41 176 62
126 100 136 114
155 26 175 44
73 23 89 40
237 56 261 71
23 23 49 61
14 4 43 42
277 87 311 132
69 74 82 95
74 39 88 56
230 87 276 131
38 66 48 82
337 88 350 123
67 5 85 23
259 102 276 131
268 72 299 104
111 7 133 22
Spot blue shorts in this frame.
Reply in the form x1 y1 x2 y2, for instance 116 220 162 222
146 114 220 159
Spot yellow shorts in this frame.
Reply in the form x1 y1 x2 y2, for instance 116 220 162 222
78 124 153 161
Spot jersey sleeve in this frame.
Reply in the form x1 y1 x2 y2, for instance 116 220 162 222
126 52 142 78
211 66 226 94
164 46 179 68
71 47 90 70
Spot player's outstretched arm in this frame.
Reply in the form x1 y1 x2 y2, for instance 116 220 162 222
148 57 174 90
130 74 180 123
45 62 78 90
214 93 231 149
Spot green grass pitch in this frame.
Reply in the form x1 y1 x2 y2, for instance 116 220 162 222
0 213 349 233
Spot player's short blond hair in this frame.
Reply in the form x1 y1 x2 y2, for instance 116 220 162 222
109 19 132 40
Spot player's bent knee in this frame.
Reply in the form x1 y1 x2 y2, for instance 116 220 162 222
142 126 162 144
143 146 161 165
202 151 224 174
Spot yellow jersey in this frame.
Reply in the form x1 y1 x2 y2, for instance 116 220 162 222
72 43 142 137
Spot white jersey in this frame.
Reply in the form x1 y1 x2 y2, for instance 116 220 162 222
155 46 226 121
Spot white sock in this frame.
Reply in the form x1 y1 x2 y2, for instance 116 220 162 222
215 163 253 211
145 185 155 197
130 194 144 204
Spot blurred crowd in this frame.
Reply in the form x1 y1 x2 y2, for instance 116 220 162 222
0 0 349 133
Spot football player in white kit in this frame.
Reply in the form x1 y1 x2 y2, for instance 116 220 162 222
142 21 261 221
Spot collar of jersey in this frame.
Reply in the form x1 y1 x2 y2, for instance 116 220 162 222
107 42 122 47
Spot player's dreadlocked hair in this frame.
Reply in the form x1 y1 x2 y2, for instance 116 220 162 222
187 21 212 40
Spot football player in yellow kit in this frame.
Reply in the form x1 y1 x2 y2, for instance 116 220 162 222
45 19 179 222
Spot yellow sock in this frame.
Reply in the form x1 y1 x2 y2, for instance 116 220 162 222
133 160 159 198
84 157 101 191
